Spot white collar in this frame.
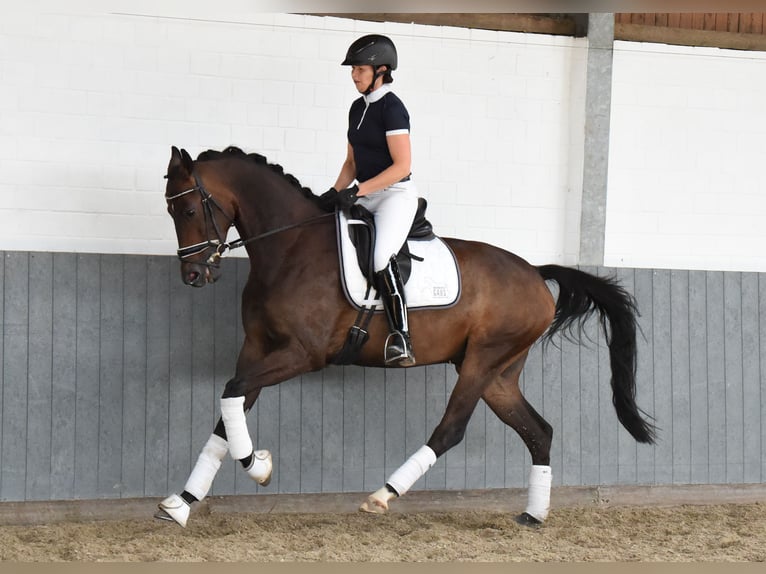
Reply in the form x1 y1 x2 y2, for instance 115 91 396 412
363 83 393 104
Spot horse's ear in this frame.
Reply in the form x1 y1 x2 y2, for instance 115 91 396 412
168 146 194 179
180 148 194 173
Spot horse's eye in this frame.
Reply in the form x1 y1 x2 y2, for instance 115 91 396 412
185 208 196 217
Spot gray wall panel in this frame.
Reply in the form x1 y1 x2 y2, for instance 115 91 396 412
404 367 429 490
122 255 147 498
2 253 29 500
321 366 344 493
51 253 77 500
706 271 727 484
1 251 764 503
299 371 323 493
651 269 673 485
384 369 407 486
98 255 124 498
276 379 301 494
362 366 385 491
760 274 766 482
145 256 171 497
670 270 691 484
741 273 761 483
74 254 100 499
724 272 744 484
688 270 709 484
0 254 4 499
342 365 365 492
27 253 53 500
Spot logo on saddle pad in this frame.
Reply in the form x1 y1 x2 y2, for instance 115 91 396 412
336 209 461 310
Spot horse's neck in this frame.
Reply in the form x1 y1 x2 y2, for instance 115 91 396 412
232 168 321 258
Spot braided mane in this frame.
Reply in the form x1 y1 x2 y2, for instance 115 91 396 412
196 146 318 203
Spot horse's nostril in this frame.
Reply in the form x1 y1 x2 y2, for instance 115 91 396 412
187 271 200 284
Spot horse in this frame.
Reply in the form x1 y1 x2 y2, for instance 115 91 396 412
155 145 657 528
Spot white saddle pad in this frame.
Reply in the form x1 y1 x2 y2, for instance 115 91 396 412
336 210 461 310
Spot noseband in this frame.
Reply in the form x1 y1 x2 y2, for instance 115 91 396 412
166 171 334 267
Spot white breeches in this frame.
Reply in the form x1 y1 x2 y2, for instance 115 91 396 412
357 180 419 272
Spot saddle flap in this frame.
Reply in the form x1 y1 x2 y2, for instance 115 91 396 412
346 204 413 284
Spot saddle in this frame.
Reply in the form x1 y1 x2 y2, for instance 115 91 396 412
345 197 434 285
333 198 461 365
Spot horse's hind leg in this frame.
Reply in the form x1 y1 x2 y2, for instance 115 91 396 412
482 352 554 526
360 357 492 514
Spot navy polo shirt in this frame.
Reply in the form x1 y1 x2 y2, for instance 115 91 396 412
347 85 410 183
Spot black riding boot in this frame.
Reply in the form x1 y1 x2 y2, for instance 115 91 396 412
375 257 416 367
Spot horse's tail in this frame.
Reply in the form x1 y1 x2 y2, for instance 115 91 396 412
536 264 657 444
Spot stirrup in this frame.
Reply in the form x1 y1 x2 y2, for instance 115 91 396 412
384 331 416 367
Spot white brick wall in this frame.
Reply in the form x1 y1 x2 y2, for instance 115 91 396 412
606 41 766 272
0 5 586 266
14 10 764 273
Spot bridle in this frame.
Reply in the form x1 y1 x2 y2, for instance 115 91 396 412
166 170 334 267
166 171 235 267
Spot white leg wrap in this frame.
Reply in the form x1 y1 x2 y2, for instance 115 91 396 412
386 445 437 496
525 465 552 521
220 396 253 460
183 433 228 501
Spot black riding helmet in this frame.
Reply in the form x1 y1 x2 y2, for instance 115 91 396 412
342 34 397 94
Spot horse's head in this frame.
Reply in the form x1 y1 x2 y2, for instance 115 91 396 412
165 146 235 287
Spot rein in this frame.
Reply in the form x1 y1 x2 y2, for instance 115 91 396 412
166 171 334 266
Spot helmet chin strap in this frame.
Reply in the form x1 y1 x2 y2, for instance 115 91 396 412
364 66 387 95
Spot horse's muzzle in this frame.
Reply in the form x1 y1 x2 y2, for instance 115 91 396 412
181 262 220 287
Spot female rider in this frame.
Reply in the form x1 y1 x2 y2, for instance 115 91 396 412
320 34 418 367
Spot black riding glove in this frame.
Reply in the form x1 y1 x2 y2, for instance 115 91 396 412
335 185 359 210
318 187 339 212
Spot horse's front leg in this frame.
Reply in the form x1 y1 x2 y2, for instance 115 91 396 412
156 345 313 527
219 385 273 485
154 390 262 528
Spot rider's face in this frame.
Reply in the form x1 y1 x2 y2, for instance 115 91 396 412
351 65 380 93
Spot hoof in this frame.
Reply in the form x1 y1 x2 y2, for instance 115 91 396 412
515 512 543 528
359 496 389 514
246 450 273 486
155 494 189 528
359 486 396 514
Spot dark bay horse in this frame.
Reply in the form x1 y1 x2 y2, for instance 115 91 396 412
156 145 656 528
